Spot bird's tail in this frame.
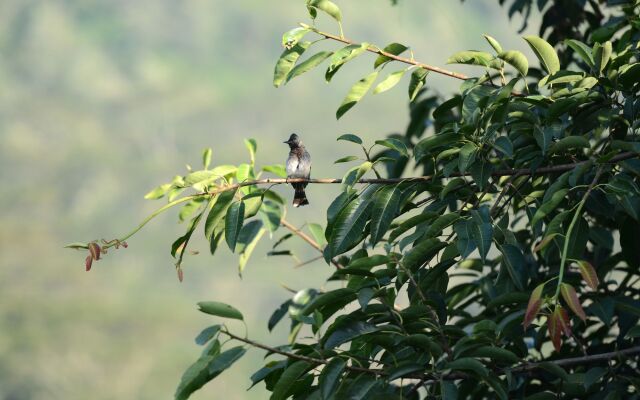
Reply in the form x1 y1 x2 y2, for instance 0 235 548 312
292 184 309 207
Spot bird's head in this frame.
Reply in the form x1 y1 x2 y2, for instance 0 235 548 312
284 133 301 148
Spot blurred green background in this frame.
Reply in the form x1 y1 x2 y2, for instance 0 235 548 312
0 1 537 399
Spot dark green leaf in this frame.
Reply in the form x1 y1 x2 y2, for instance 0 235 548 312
225 201 245 252
500 244 525 291
205 190 237 240
323 320 380 349
374 42 408 68
319 358 345 399
403 238 446 270
336 134 363 145
195 325 221 346
369 183 404 244
271 360 311 400
408 67 429 102
208 346 246 375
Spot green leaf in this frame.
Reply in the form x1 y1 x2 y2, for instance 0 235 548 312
308 223 328 246
334 155 359 164
202 148 212 169
319 358 346 400
500 244 525 291
549 136 590 154
144 183 172 200
238 224 266 275
302 288 356 316
388 364 425 380
389 212 438 242
263 164 287 178
369 183 404 245
593 40 612 75
493 136 513 157
408 67 429 102
194 325 221 346
336 133 363 145
447 50 497 67
208 346 246 375
446 357 489 378
271 360 311 400
524 283 545 328
326 43 369 82
197 301 244 320
531 189 568 227
336 71 379 119
498 50 529 76
328 195 373 257
484 34 503 53
174 355 217 400
286 51 333 83
470 346 519 364
308 0 342 22
524 36 560 75
244 138 257 165
281 27 310 49
471 220 493 263
374 43 408 68
323 320 379 349
225 201 245 252
375 138 408 157
426 213 460 238
458 142 478 173
259 200 282 233
273 42 311 87
403 238 446 270
348 254 389 269
204 189 236 240
564 39 594 68
373 69 407 94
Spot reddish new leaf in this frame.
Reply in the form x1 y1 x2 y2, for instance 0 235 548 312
89 242 101 260
523 283 545 328
548 306 571 352
576 260 599 290
560 283 587 321
556 306 572 337
85 255 93 271
533 233 559 253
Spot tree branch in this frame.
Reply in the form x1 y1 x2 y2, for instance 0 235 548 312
206 152 637 196
221 328 640 383
280 219 343 269
303 24 469 81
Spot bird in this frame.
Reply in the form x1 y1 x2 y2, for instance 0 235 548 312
284 133 311 207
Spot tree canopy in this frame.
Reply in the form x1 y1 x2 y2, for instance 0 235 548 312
69 0 640 398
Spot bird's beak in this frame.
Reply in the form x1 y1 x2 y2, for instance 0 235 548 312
283 140 290 144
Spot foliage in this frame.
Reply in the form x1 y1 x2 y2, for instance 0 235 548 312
69 0 640 398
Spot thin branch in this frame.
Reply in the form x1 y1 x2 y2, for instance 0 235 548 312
303 24 469 81
220 328 640 382
281 219 343 269
205 152 637 196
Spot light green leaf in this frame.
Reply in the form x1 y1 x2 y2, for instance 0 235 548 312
484 34 503 53
274 41 312 87
593 40 612 75
202 148 212 169
308 0 342 22
262 164 287 178
326 43 369 82
204 189 236 240
197 301 244 320
286 51 333 83
447 50 497 68
308 223 327 246
524 35 560 75
564 39 594 68
259 200 282 233
144 183 172 200
281 27 310 49
334 155 360 164
373 69 407 94
374 42 408 68
244 138 257 165
337 71 379 119
531 189 569 227
238 224 266 275
498 50 529 76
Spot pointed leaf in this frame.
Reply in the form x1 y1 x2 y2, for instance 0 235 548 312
549 136 590 154
197 301 244 320
373 69 407 94
205 190 236 240
447 50 496 67
328 195 373 256
271 360 311 400
326 43 369 82
408 67 429 101
524 35 560 75
336 71 379 119
523 283 545 328
369 183 404 244
334 155 359 164
471 221 493 263
308 0 342 22
195 325 221 346
374 42 408 68
576 260 599 290
308 223 328 247
560 283 587 321
208 346 246 375
336 133 363 144
484 34 503 53
319 358 346 400
531 189 568 227
286 51 333 83
403 238 446 270
564 39 594 68
498 50 529 76
500 244 525 291
593 40 612 75
225 201 245 252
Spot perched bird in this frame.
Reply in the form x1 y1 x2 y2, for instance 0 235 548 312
284 133 311 207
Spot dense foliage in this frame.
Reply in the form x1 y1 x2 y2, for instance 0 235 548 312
69 0 640 398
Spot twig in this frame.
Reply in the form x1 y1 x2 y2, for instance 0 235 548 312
281 219 343 269
304 25 468 81
220 328 640 382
